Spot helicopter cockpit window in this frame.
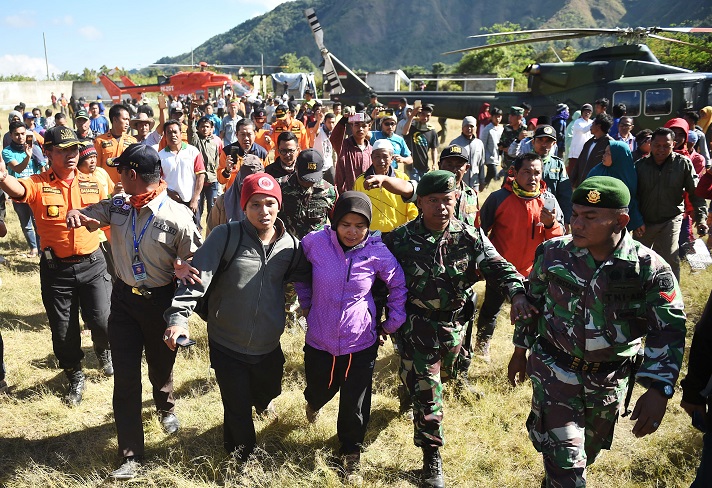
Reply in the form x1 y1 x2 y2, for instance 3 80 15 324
645 89 672 116
612 91 641 117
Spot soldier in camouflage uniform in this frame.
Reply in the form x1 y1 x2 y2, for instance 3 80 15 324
508 176 687 488
384 170 529 488
437 144 482 378
498 106 526 170
278 149 336 329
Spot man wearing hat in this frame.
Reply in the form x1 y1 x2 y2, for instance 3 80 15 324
567 103 594 175
384 170 528 487
531 124 573 224
188 112 221 227
67 143 202 480
130 112 160 147
508 175 686 488
499 106 526 168
271 104 308 150
449 116 486 191
165 172 311 462
23 111 45 146
402 103 438 181
0 126 113 406
95 104 137 183
252 106 274 153
74 109 95 141
370 112 412 170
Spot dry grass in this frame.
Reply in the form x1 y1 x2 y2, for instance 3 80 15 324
0 117 708 487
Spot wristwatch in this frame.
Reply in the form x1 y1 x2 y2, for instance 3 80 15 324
649 381 674 399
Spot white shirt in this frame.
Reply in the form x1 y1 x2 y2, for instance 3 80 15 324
159 143 204 202
568 117 593 158
312 126 334 170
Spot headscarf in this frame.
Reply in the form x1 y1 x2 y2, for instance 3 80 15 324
586 140 643 230
564 111 581 163
699 106 712 134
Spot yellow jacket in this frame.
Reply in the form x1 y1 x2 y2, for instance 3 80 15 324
353 168 418 233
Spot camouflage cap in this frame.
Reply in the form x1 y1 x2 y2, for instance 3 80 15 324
509 106 524 115
572 176 630 209
416 170 458 196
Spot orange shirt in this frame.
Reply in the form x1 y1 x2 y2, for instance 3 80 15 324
271 119 309 150
254 127 275 153
17 169 107 257
94 132 137 183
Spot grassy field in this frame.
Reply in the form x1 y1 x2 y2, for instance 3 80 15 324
0 117 709 487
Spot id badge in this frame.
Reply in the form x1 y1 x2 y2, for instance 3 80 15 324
131 259 147 282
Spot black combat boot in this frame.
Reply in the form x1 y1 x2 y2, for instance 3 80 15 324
64 367 85 406
422 446 444 488
96 348 114 376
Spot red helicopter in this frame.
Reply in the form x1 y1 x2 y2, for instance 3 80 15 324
98 61 275 102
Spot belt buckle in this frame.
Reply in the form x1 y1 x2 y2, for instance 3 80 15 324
131 287 143 296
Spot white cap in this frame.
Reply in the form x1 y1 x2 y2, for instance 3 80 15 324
462 116 477 127
372 139 395 153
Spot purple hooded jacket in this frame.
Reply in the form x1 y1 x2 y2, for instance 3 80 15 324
295 226 406 357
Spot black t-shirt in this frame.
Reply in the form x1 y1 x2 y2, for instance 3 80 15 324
405 125 438 174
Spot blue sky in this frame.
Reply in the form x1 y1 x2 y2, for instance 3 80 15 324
0 0 290 78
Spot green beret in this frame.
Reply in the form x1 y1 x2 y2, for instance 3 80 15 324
509 106 524 115
572 176 630 209
416 170 458 196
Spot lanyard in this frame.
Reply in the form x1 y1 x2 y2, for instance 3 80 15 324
131 195 167 256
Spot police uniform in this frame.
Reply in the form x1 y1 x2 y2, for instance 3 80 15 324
79 144 202 461
13 126 112 399
383 171 524 451
514 177 686 487
94 132 137 183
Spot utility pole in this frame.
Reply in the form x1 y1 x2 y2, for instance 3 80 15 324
43 32 49 80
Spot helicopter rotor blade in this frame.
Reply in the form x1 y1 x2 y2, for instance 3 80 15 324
656 27 712 34
304 7 344 94
467 27 623 39
648 33 712 54
443 32 599 56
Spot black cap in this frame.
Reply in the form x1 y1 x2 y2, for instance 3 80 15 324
253 108 267 117
369 92 378 98
422 103 434 112
74 109 90 120
439 144 468 163
533 125 557 140
43 126 81 150
304 88 314 95
296 149 324 183
107 143 161 173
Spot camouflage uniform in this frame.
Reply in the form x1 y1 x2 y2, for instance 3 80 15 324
384 217 524 447
278 173 336 328
499 124 524 168
515 233 686 487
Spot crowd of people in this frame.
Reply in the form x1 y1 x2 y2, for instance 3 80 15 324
0 87 711 488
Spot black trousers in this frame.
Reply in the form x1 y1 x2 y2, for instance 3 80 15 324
304 341 379 455
210 343 285 461
39 250 111 370
109 280 178 459
0 330 5 381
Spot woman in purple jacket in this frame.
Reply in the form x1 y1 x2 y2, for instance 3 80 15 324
295 191 406 481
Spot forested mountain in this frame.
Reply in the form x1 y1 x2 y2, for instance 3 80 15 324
156 0 712 71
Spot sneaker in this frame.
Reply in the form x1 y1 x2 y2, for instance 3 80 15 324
255 401 278 422
305 402 320 423
159 412 180 434
97 349 114 376
0 379 8 394
109 456 142 480
422 447 444 488
474 338 491 363
64 368 85 406
342 452 363 486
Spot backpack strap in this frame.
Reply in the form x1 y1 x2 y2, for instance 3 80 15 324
216 221 243 278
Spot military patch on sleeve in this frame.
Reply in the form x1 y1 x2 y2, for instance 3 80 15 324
153 221 177 235
657 271 676 302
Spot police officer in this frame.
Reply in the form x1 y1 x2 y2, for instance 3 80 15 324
66 144 202 480
0 126 112 406
384 170 529 488
508 176 686 488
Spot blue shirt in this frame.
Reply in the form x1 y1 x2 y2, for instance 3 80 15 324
370 131 411 168
208 114 222 136
90 116 109 135
2 143 45 178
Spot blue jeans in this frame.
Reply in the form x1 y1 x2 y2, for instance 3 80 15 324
12 202 38 251
197 182 219 229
